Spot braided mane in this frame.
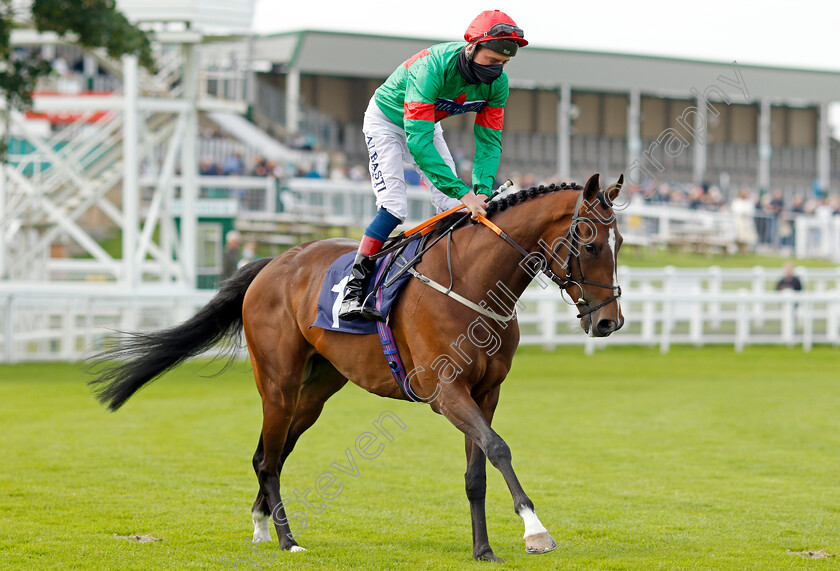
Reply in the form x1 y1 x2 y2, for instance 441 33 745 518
427 181 584 239
485 181 583 217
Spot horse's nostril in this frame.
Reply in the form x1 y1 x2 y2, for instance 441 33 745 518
597 319 616 335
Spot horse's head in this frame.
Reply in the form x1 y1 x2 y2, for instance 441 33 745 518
541 173 624 337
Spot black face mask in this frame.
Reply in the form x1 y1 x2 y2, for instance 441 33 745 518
457 47 504 85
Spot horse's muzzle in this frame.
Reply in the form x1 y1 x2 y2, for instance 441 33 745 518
595 317 621 337
581 313 623 337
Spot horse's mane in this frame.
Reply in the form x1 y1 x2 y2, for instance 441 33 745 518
427 181 584 239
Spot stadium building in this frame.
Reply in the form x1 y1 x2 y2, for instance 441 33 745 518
219 30 840 198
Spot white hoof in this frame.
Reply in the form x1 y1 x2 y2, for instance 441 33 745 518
289 545 307 553
525 531 557 554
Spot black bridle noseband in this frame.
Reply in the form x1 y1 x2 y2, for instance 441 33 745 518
479 189 622 319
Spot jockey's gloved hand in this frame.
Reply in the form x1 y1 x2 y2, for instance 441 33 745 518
461 190 488 219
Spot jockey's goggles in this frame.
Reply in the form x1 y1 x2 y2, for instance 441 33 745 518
475 23 526 43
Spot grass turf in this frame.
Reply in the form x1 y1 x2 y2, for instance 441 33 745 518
1 345 839 569
614 248 838 269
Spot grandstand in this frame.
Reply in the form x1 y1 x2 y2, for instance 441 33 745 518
227 30 840 197
0 10 838 361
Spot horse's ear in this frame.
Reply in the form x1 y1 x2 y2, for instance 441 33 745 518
583 173 600 201
607 173 624 203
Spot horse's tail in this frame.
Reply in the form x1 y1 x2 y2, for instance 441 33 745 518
88 257 273 411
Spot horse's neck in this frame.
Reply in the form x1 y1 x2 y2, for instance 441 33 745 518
452 199 572 307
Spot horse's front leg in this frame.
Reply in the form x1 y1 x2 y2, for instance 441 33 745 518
439 382 557 555
464 386 500 561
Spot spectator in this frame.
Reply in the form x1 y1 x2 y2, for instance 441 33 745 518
814 197 834 220
52 55 70 77
790 193 806 214
830 195 840 216
706 185 725 210
250 155 269 177
730 188 758 254
775 262 803 292
220 230 241 283
348 164 367 182
237 241 258 269
223 153 244 175
687 185 705 210
200 159 222 175
763 188 785 245
767 188 785 215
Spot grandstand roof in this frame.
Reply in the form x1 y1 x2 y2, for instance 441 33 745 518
252 30 840 104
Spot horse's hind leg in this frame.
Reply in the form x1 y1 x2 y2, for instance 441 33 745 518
250 436 272 543
250 354 347 549
246 332 309 552
280 356 347 464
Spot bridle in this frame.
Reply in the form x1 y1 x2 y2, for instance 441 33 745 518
476 189 622 319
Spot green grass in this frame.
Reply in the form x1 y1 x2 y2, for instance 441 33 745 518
1 346 839 569
617 248 838 269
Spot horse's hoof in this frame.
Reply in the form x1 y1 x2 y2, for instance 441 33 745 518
524 531 557 554
289 545 306 553
474 550 504 563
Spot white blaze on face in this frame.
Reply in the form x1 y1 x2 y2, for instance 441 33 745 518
608 227 620 311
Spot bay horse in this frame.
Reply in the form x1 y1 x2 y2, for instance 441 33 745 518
90 172 624 561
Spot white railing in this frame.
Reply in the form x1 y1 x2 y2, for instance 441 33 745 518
516 287 840 354
795 216 840 261
618 265 840 296
2 278 838 363
0 283 214 363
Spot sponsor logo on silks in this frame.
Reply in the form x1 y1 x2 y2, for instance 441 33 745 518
434 93 487 121
367 136 386 193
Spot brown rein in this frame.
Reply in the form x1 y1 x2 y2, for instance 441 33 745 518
376 187 622 321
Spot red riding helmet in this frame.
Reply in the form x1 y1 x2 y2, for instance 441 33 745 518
464 10 528 56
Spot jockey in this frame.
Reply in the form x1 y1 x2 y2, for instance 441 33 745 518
339 10 528 321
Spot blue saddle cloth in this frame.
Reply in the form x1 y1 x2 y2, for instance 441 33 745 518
311 240 421 334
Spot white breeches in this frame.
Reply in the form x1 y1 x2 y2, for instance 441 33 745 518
362 97 462 222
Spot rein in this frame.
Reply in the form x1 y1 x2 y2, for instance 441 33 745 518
409 188 622 321
542 190 623 319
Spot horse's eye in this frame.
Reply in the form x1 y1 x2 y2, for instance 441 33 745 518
584 243 598 255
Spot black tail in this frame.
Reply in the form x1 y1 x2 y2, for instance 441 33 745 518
88 257 273 411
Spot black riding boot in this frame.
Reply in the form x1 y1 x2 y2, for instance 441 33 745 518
338 253 384 321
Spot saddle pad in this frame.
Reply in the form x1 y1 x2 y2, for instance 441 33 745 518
310 239 421 334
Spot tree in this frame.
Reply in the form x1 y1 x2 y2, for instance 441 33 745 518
0 0 154 112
